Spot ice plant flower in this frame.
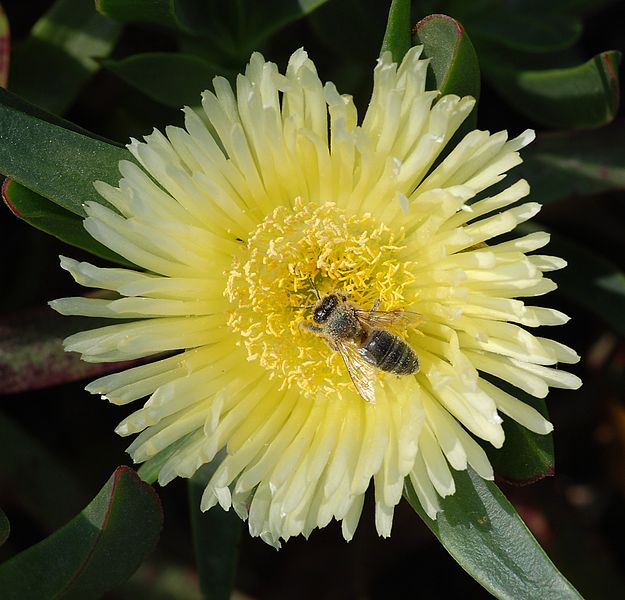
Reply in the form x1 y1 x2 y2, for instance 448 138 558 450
51 47 581 547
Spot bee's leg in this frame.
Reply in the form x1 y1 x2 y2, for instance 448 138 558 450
300 322 324 334
369 298 380 314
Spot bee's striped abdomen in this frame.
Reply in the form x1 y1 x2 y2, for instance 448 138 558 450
359 329 419 375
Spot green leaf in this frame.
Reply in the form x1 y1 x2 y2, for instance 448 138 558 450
413 14 480 129
483 382 554 484
9 0 121 115
413 13 480 169
521 223 625 338
188 463 242 600
483 51 621 129
97 0 329 57
380 0 411 63
0 507 9 547
0 466 162 600
0 87 131 217
103 53 231 108
0 79 114 138
413 14 481 101
0 412 88 531
2 179 133 266
96 0 190 32
405 469 582 599
468 11 582 53
516 122 625 205
96 0 234 60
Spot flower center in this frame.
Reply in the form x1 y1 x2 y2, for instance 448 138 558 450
225 200 417 399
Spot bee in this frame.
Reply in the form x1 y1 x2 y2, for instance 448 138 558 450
300 290 420 403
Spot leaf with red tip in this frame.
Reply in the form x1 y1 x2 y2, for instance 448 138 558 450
483 50 621 129
413 14 480 122
0 467 162 600
483 384 555 485
0 86 131 217
0 304 139 394
413 13 480 155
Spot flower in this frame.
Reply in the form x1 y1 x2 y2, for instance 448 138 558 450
50 46 581 547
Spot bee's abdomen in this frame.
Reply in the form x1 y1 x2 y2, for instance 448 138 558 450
360 330 419 375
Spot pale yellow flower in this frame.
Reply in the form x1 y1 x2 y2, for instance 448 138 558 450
51 47 581 547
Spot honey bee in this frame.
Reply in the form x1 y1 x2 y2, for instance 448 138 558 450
300 290 420 403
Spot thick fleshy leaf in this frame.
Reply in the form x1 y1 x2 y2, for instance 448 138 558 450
514 122 625 205
0 87 131 216
97 0 329 56
0 5 9 88
413 12 480 171
483 51 621 129
405 469 582 599
0 507 9 547
9 0 121 115
0 466 162 600
96 0 192 32
0 412 88 530
188 463 242 600
0 304 138 394
468 11 582 52
413 14 480 102
380 0 411 63
483 382 554 484
413 14 480 129
0 81 112 136
102 53 230 108
2 179 132 266
97 0 239 62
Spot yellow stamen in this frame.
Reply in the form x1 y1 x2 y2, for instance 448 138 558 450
225 199 417 399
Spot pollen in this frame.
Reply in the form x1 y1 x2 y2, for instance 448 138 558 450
225 199 417 399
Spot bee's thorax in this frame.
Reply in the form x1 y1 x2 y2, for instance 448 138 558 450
325 306 366 341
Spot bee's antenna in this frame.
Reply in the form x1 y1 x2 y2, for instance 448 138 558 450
308 275 321 300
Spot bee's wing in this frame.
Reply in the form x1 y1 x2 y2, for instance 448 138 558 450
335 340 378 403
354 308 422 328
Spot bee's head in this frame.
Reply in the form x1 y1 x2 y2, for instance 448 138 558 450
313 292 344 323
